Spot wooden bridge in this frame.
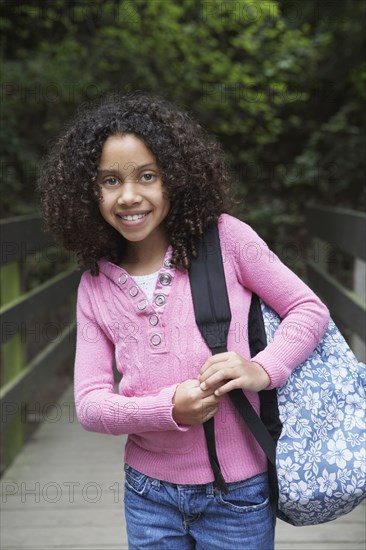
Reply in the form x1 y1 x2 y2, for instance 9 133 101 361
1 207 365 549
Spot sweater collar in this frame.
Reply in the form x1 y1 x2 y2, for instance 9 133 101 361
97 244 174 283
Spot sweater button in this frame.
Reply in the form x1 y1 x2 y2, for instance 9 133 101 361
137 299 148 311
129 286 139 297
118 273 128 285
150 333 162 346
149 314 159 326
159 273 171 286
155 294 166 306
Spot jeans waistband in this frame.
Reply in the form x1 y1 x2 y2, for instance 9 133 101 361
124 464 268 495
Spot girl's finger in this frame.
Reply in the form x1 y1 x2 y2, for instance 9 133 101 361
199 360 231 384
200 367 232 390
199 352 231 375
213 378 242 397
199 363 224 386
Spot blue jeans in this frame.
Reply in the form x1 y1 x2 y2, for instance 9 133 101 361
123 464 275 549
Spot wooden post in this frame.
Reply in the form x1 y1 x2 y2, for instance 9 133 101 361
0 261 24 472
353 258 366 362
313 237 329 273
306 207 366 354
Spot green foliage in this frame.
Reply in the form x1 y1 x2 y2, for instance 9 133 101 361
275 0 366 215
1 0 364 263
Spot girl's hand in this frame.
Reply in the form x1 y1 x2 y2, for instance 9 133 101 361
172 379 224 425
198 352 270 396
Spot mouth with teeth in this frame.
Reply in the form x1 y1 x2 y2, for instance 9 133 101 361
117 211 151 226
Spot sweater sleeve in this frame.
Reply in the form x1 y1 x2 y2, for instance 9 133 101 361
74 272 189 436
221 214 330 389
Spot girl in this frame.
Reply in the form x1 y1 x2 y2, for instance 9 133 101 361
39 93 329 549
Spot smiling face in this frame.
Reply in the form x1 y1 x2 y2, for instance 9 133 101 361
97 134 171 259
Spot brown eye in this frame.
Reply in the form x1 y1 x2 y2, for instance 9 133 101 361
141 173 155 182
104 177 119 186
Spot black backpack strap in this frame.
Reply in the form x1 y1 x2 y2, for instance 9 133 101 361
189 223 232 354
189 223 279 495
249 294 282 445
189 223 231 493
248 293 281 513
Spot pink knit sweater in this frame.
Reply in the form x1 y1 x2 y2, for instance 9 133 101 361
74 214 329 484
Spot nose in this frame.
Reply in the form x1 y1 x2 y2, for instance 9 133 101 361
117 180 142 206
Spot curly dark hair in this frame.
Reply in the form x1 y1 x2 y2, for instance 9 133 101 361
39 92 236 276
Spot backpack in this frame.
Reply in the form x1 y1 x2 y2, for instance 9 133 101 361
188 223 366 526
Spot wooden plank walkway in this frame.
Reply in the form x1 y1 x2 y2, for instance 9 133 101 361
1 384 365 549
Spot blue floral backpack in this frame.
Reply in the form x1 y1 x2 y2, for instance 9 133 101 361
189 223 366 526
261 301 366 525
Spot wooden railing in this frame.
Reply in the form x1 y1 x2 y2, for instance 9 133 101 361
0 214 81 473
1 208 364 470
306 205 366 361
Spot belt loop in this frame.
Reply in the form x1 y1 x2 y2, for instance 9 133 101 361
206 482 215 497
151 478 161 491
